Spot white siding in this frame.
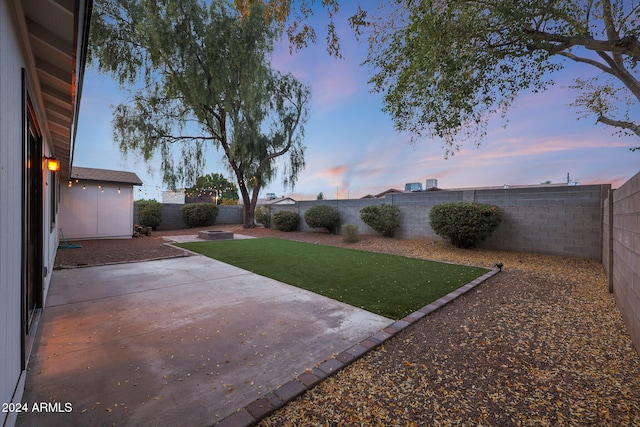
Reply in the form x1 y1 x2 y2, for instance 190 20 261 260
59 183 135 239
42 166 58 305
1 3 65 424
0 2 27 425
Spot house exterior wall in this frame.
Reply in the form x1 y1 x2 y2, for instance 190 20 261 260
0 3 27 425
59 183 135 239
42 150 58 305
161 190 185 204
0 3 58 424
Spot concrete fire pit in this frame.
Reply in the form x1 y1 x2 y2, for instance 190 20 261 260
197 230 234 240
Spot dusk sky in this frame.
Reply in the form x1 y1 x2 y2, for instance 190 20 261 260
73 5 640 201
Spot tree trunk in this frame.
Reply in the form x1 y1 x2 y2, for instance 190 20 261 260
235 176 254 228
239 187 256 228
243 203 255 228
245 176 263 229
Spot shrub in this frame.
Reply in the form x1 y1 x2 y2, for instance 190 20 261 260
255 206 271 228
360 204 401 237
342 224 359 243
304 205 340 234
180 203 219 228
272 211 299 231
429 202 504 248
136 199 162 229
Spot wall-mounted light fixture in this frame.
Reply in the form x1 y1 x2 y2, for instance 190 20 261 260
44 156 60 172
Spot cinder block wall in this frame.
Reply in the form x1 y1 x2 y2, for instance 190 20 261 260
271 185 608 260
604 171 640 354
134 203 243 230
474 185 610 259
157 204 186 230
217 205 244 224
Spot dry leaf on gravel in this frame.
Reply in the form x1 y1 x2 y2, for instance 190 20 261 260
250 231 640 426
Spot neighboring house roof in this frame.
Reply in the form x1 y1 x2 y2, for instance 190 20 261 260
20 0 93 178
254 197 295 205
446 183 575 191
361 188 404 198
70 167 143 186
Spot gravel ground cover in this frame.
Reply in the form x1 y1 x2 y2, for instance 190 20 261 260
54 232 189 268
53 225 640 425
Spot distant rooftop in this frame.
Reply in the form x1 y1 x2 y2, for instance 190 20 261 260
443 183 577 191
70 167 143 186
362 182 576 199
361 188 404 199
253 197 295 205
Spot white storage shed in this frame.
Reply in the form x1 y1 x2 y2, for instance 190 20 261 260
59 167 143 240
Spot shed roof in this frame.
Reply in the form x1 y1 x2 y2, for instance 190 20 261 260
70 167 143 185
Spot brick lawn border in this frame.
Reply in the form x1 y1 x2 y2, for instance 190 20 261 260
214 268 500 427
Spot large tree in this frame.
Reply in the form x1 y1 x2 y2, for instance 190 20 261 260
89 0 310 227
360 0 640 153
239 1 640 152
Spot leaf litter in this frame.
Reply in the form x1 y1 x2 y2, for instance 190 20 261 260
257 237 640 426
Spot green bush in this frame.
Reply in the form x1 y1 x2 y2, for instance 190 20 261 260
272 211 300 231
180 203 219 228
304 205 340 234
342 224 359 243
255 206 271 228
136 199 162 229
429 202 504 248
360 204 401 237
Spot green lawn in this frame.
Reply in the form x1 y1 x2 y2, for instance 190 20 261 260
177 238 488 319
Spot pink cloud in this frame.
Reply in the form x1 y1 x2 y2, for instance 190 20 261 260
314 164 349 179
453 134 631 164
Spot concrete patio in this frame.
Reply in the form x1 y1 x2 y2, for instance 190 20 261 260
17 255 391 426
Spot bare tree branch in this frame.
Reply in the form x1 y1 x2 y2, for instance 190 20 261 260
598 115 640 137
557 51 614 74
526 28 640 60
